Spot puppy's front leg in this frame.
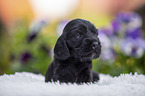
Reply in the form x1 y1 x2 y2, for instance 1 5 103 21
52 68 75 83
76 68 93 83
92 71 99 82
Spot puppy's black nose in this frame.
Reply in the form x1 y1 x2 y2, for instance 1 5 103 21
92 42 98 49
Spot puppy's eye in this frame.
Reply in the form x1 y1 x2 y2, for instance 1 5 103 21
76 34 81 39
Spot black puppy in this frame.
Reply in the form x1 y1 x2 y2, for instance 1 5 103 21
45 19 101 84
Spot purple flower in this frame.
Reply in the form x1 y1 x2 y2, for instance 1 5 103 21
98 31 112 49
127 13 142 30
99 27 114 37
116 12 142 29
98 31 116 61
126 28 142 39
20 52 32 64
100 48 116 61
111 18 121 34
100 19 121 37
99 11 144 58
116 12 132 23
121 38 145 58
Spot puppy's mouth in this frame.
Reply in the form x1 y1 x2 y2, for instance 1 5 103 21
73 49 101 62
77 53 98 62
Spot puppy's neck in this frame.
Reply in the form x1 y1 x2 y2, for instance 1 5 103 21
55 57 92 66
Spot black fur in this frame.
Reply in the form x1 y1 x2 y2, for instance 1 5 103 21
45 19 101 84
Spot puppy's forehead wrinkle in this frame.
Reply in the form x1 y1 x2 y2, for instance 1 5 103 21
78 19 98 34
65 24 87 33
63 19 94 33
88 26 98 35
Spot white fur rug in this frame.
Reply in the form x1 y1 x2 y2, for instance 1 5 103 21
0 72 145 96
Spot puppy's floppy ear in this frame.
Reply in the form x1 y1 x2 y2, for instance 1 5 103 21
54 35 70 60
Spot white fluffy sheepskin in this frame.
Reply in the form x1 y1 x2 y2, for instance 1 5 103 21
0 72 145 96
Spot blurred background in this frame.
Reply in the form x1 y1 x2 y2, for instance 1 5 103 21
0 0 145 76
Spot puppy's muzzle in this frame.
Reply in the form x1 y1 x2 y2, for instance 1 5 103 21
83 38 100 50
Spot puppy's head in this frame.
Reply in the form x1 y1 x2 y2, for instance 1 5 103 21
54 19 101 61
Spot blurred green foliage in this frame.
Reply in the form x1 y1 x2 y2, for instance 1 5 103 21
93 53 145 76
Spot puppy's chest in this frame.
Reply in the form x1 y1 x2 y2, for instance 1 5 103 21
69 63 92 77
58 61 92 81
